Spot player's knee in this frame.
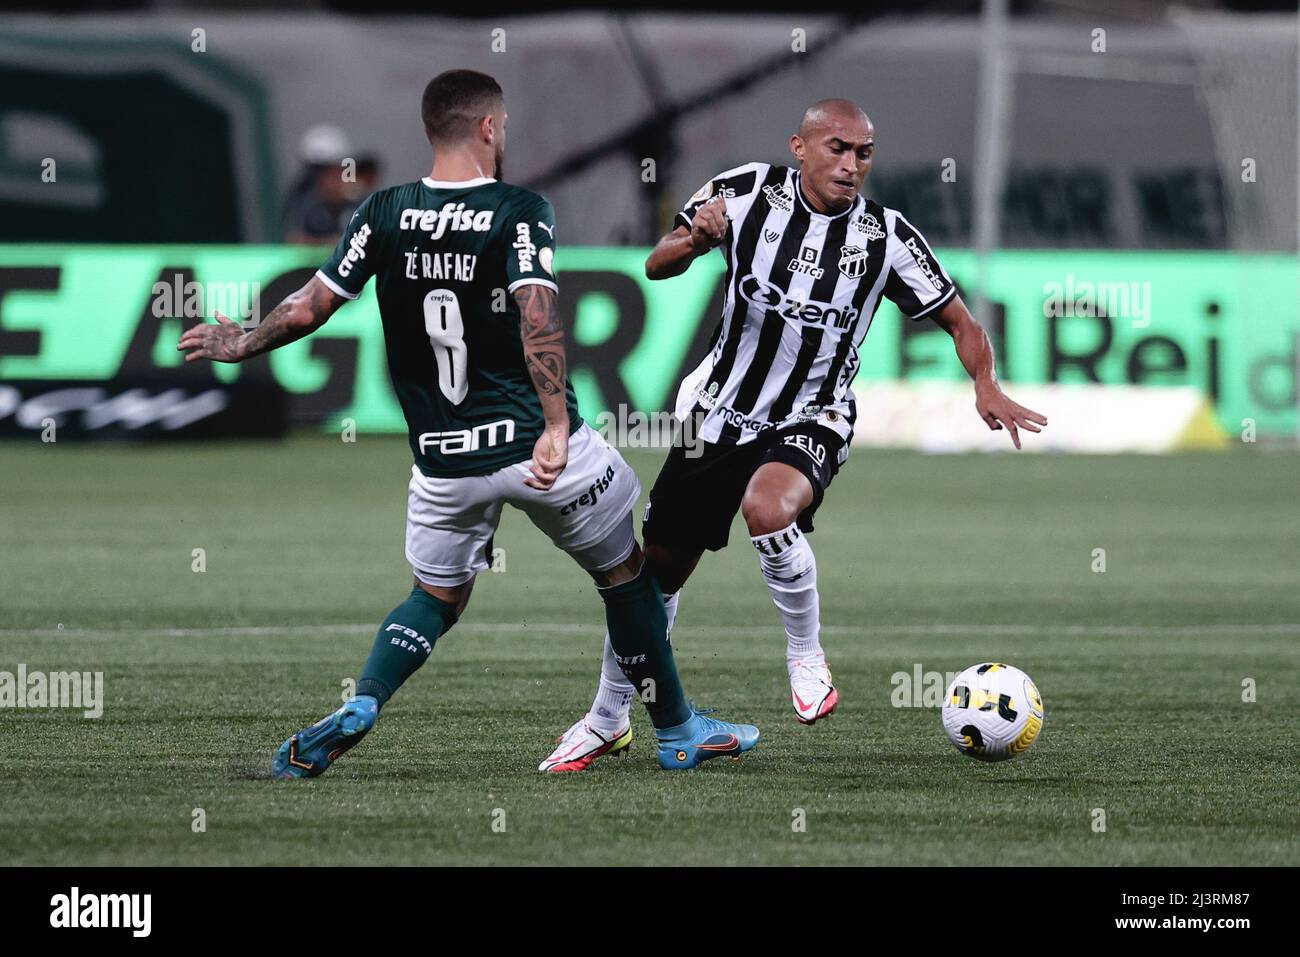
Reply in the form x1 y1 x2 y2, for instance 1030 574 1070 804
644 543 698 594
416 577 474 618
742 487 800 536
589 540 644 588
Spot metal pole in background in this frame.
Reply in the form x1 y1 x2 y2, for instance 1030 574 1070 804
972 0 1011 332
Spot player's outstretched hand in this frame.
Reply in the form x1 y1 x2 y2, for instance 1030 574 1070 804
689 196 728 253
525 424 569 491
177 311 246 363
975 381 1048 450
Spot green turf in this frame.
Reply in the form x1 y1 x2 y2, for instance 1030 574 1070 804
1 435 1297 865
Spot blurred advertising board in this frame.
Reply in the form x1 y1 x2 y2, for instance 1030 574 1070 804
0 245 1294 441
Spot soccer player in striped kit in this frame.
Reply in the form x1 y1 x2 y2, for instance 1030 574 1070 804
540 98 1046 771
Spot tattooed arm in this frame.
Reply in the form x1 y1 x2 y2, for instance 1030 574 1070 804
177 276 345 363
514 282 569 491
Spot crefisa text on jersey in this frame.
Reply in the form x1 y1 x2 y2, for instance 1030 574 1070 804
336 223 372 278
400 203 494 239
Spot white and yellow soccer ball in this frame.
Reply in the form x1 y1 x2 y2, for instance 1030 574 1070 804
941 663 1044 762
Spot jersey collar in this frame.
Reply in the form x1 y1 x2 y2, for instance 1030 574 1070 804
793 170 861 221
421 176 496 189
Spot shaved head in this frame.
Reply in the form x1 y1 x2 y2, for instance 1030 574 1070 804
798 99 872 139
790 98 875 213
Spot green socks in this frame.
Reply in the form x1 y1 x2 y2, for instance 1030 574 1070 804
598 566 691 729
357 574 689 728
357 586 457 708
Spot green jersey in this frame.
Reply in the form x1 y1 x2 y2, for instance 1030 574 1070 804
317 176 582 478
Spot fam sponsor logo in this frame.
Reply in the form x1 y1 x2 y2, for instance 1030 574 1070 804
718 405 775 433
385 622 433 656
418 418 515 456
559 464 617 515
837 244 869 279
0 665 103 719
400 203 495 240
763 182 794 213
903 236 946 292
738 274 859 330
513 222 537 273
50 887 151 937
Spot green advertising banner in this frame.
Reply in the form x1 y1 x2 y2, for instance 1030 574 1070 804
0 245 1295 435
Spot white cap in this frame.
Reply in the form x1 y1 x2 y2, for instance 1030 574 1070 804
298 124 352 164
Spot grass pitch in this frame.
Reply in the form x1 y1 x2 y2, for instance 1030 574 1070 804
1 435 1297 865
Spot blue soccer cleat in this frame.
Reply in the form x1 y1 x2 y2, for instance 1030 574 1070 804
656 704 760 770
273 695 380 780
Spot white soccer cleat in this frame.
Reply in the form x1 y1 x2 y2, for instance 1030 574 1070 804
789 655 839 725
538 717 632 772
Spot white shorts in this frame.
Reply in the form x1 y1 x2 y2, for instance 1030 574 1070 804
405 422 641 587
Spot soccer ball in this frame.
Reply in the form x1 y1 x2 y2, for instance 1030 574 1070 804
941 662 1044 762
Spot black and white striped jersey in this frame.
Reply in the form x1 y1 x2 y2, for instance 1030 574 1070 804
671 162 957 446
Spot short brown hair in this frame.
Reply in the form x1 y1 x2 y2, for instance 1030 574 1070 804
421 70 504 145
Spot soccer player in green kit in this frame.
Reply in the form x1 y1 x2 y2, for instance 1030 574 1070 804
178 70 758 776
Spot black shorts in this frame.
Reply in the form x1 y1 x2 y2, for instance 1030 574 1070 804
641 421 846 553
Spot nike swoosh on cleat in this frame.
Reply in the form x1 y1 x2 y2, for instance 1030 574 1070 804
287 736 315 771
696 734 740 752
544 728 631 770
785 691 816 712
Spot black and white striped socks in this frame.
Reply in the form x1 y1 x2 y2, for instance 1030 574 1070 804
751 522 823 661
